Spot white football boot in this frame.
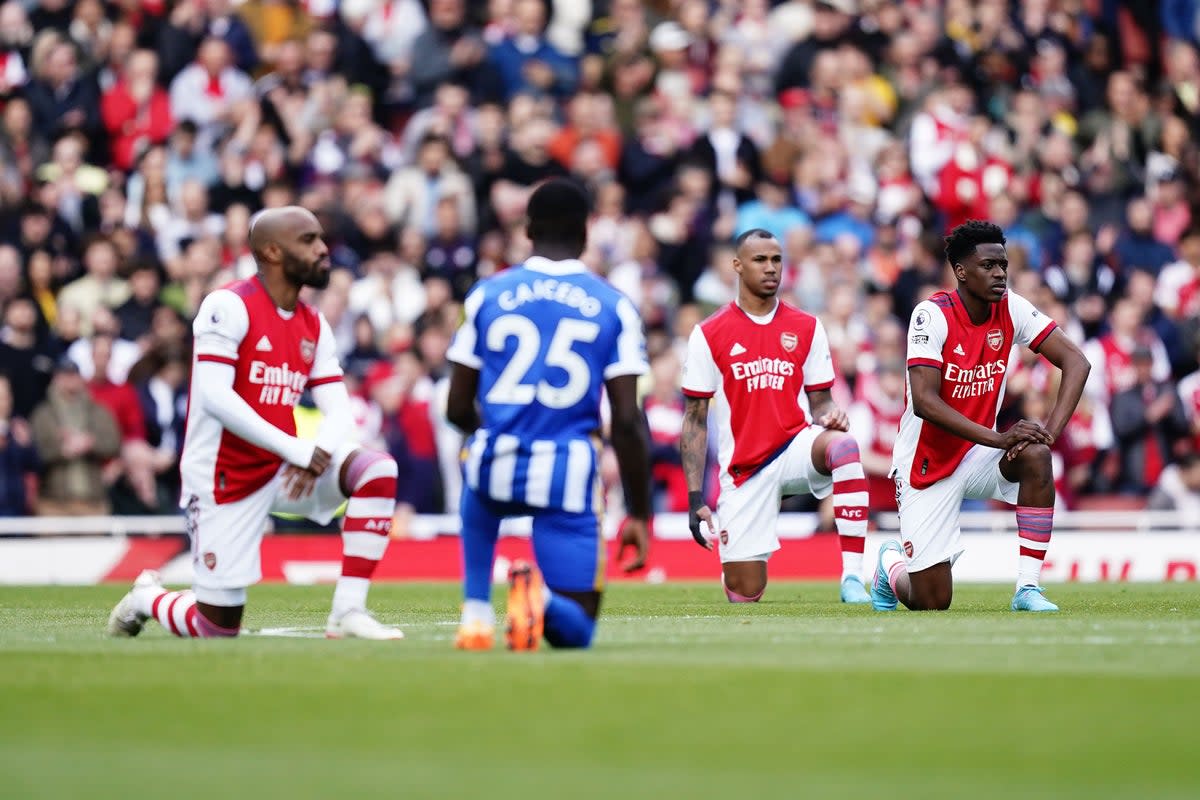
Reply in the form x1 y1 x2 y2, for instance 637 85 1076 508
325 609 405 640
106 569 164 637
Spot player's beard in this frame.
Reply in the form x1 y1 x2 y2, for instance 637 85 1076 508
283 252 331 289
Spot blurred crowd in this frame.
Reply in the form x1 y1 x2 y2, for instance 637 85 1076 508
4 0 1200 525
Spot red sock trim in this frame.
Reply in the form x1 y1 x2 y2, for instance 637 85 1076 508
356 476 397 499
1019 546 1047 560
342 555 379 579
832 478 869 494
184 604 199 637
838 534 866 553
163 594 182 636
150 592 167 619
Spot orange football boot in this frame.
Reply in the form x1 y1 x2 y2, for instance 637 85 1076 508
454 619 495 650
505 560 545 651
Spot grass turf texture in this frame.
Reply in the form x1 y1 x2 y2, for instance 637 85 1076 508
1 583 1198 800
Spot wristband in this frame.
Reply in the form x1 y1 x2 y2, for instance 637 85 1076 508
688 491 705 512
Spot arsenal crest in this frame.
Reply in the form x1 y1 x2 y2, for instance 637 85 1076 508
986 329 1003 351
780 332 798 352
202 551 217 570
300 338 316 363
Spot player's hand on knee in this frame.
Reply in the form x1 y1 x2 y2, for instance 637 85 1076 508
817 408 849 431
282 464 318 500
307 446 332 477
998 420 1052 452
688 491 716 550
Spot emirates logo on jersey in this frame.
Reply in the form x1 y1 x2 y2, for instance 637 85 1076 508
780 332 798 352
300 338 316 363
987 329 1004 351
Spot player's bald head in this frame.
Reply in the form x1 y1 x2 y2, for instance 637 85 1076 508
734 228 778 258
248 205 332 290
248 206 321 258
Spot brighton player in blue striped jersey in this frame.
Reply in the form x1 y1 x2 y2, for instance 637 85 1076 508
446 179 653 651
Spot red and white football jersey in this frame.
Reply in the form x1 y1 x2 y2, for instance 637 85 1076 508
1080 332 1171 401
893 290 1056 489
681 301 834 487
181 277 343 504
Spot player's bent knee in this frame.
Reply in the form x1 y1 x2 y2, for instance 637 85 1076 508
1016 443 1052 468
343 448 399 494
827 433 860 459
544 617 596 649
723 575 766 602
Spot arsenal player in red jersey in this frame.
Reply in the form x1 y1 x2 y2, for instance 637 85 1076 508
681 229 872 604
108 207 405 640
874 220 1091 613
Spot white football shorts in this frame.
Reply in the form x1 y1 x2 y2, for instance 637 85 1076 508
187 441 359 603
894 442 1019 572
713 425 833 563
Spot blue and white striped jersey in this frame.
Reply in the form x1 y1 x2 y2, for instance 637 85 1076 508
446 256 647 512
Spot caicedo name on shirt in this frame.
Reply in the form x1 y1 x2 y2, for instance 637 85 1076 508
498 279 604 317
248 360 308 406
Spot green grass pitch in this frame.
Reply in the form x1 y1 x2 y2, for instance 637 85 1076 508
2 582 1198 799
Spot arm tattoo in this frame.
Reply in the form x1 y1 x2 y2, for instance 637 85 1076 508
806 389 834 422
680 396 710 493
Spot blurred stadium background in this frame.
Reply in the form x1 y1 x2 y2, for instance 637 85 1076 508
2 0 1200 584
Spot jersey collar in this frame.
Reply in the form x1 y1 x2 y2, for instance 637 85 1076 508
525 256 588 276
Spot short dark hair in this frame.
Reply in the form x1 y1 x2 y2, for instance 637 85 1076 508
944 219 1006 266
735 228 776 252
526 178 590 252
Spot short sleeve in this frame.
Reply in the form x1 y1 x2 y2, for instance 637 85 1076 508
1008 291 1057 351
307 313 344 387
681 325 720 398
802 319 835 391
192 290 249 366
446 285 485 369
604 295 649 379
906 301 948 369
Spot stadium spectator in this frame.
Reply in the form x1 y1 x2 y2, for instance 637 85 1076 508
1115 197 1177 276
56 235 130 337
0 297 59 419
29 356 121 515
488 0 578 101
0 373 38 517
168 37 256 152
23 35 103 153
1110 346 1189 495
1083 296 1172 403
644 348 686 512
0 2 32 102
87 332 164 511
100 49 173 173
847 358 904 514
129 343 188 513
410 0 492 107
384 133 475 238
1148 452 1200 513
